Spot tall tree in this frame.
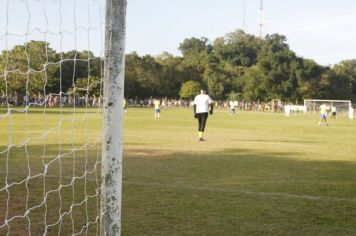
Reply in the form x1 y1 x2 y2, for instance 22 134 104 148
213 30 260 67
242 65 267 101
0 41 57 96
333 60 356 101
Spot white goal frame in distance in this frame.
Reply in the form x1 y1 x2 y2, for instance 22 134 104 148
304 99 351 113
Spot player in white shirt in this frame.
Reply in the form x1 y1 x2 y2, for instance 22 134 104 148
229 100 236 115
193 90 213 141
349 106 354 120
284 104 291 117
330 106 337 119
318 103 329 126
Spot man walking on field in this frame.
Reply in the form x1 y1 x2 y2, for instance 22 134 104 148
193 89 213 141
330 106 337 119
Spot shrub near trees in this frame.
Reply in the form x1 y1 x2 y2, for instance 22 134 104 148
1 30 356 103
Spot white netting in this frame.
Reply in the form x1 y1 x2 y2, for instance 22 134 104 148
0 0 104 235
304 99 351 113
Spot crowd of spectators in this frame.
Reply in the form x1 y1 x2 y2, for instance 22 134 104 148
125 97 286 112
0 93 103 108
1 94 291 113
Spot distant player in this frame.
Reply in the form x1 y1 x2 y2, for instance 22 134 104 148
284 104 291 117
318 103 329 126
229 100 236 115
123 98 127 113
154 99 160 119
349 106 354 120
330 106 337 119
193 89 213 141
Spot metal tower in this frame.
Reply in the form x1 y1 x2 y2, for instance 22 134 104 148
259 0 264 37
242 0 246 32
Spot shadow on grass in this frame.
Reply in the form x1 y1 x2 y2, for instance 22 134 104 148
2 144 356 235
122 147 356 236
226 139 324 144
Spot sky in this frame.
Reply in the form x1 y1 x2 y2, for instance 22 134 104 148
1 0 356 66
125 0 356 66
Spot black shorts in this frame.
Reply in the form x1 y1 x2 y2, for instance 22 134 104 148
196 112 209 132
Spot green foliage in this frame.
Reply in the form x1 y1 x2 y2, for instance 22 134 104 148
68 76 102 96
242 65 267 101
179 80 201 99
203 68 226 99
0 41 57 95
227 91 241 101
213 30 260 67
1 30 356 101
178 37 211 58
333 60 356 102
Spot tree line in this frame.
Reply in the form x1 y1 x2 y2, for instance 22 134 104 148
1 30 356 103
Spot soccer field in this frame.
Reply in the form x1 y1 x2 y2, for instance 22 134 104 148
1 107 356 235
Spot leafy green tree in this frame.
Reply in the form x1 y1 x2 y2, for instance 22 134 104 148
213 30 260 67
0 41 57 95
333 60 356 101
179 37 211 58
179 80 201 99
2 31 356 103
68 76 102 96
242 65 267 101
295 59 327 99
257 34 298 101
179 37 211 83
155 52 186 98
124 52 164 98
320 69 351 100
203 67 226 99
52 50 101 94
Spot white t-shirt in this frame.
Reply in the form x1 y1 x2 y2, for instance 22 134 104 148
193 94 213 113
229 101 235 109
349 107 354 120
319 104 328 115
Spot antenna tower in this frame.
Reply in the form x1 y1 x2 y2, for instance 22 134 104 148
242 0 246 32
259 0 264 37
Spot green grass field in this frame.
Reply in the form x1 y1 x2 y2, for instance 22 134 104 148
1 107 356 235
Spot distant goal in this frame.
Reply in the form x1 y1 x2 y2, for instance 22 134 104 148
304 99 351 113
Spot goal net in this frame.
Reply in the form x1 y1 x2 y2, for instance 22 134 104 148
304 99 351 114
0 0 125 235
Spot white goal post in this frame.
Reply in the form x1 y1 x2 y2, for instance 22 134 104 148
100 0 127 235
304 99 351 113
0 0 126 235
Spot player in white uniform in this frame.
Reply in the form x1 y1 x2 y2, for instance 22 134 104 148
318 103 329 126
229 100 236 115
349 106 354 120
330 106 337 119
193 90 213 141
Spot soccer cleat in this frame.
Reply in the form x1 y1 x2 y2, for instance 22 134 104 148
198 137 205 141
